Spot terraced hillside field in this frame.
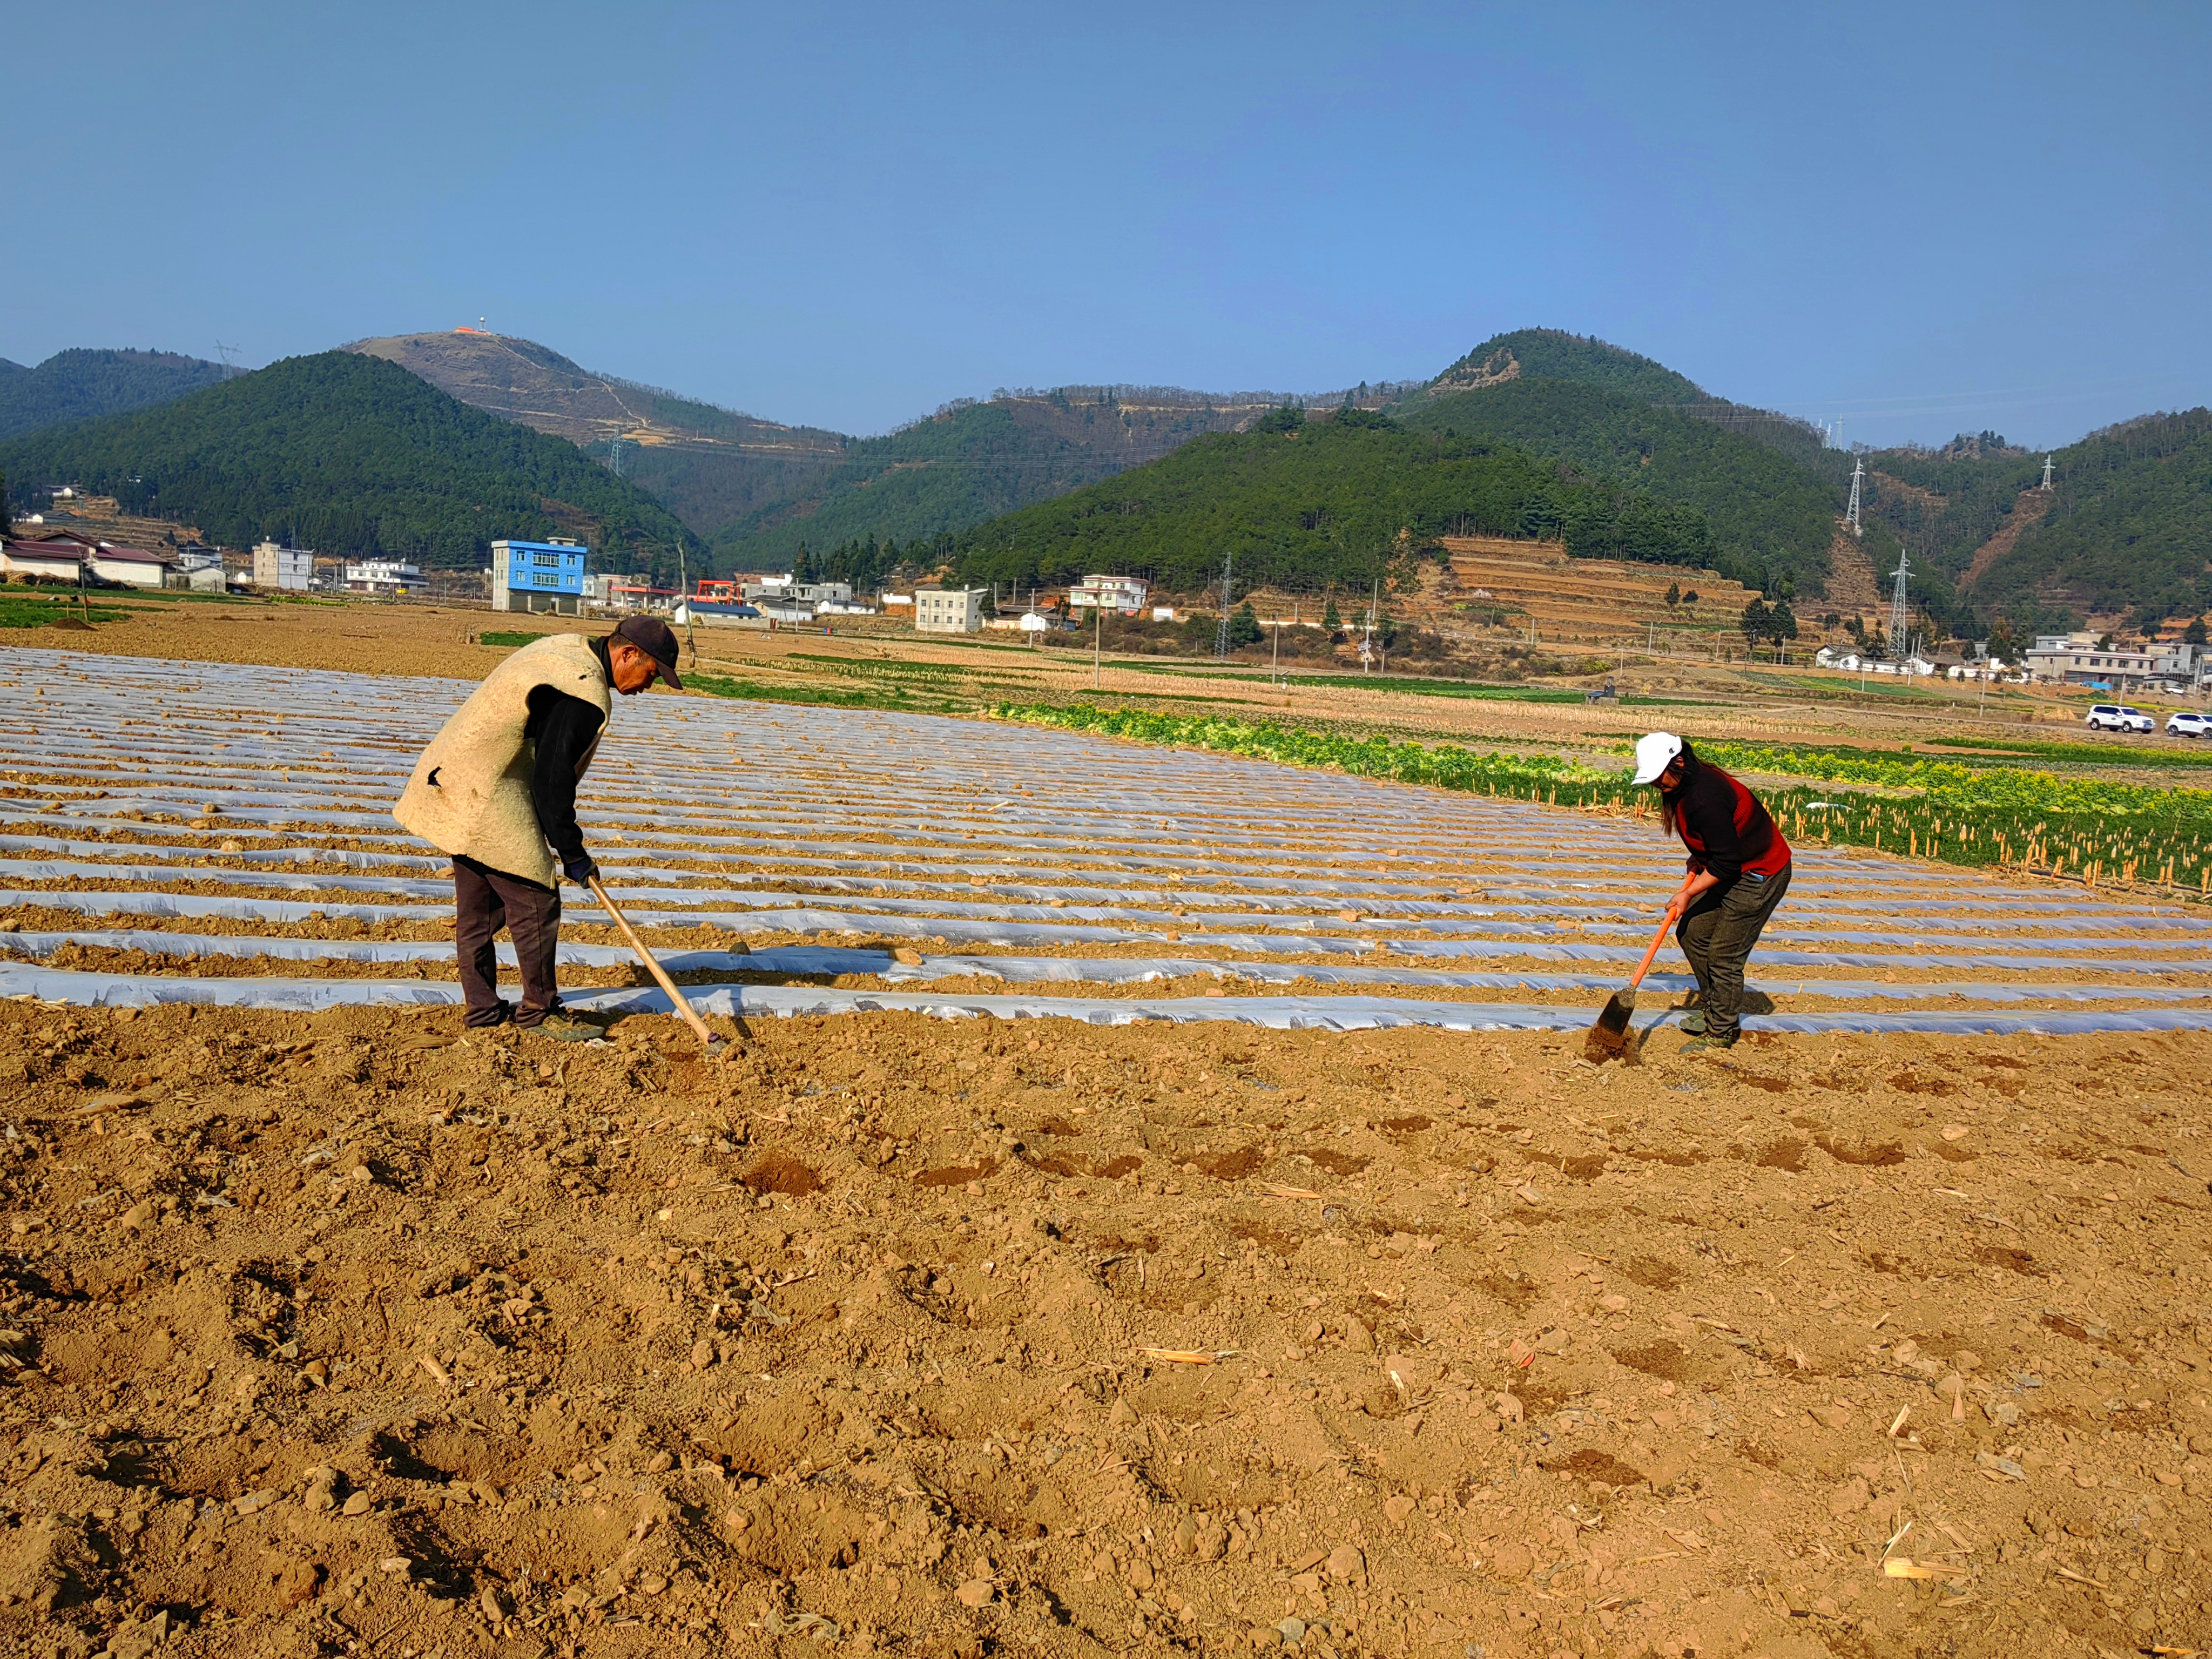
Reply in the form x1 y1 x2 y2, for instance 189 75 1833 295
1428 539 1764 650
0 648 2207 1659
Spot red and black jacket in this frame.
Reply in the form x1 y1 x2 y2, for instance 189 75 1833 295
1663 758 1791 884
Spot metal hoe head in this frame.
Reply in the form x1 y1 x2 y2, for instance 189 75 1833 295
1582 984 1638 1063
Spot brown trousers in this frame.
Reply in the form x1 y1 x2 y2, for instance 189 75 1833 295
453 854 563 1028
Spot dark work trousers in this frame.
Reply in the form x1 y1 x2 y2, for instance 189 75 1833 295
1675 862 1792 1042
453 854 564 1028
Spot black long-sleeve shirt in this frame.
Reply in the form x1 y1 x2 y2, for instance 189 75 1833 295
522 634 610 873
1661 758 1790 885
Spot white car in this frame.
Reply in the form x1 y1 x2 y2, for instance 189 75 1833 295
2086 704 2153 733
2167 711 2211 737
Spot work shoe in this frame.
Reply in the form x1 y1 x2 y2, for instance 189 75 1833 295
1678 1010 1708 1035
523 1012 607 1043
1680 1033 1737 1055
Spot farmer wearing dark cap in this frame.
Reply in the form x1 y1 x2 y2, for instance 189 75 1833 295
396 617 684 1040
1631 731 1792 1053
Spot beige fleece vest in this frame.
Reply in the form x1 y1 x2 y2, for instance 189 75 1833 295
394 632 613 888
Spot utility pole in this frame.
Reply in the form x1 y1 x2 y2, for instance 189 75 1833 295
1213 552 1235 660
675 541 698 671
1093 601 1102 690
1887 548 1912 663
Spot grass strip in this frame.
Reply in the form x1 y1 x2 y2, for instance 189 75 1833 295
687 672 964 713
0 597 128 628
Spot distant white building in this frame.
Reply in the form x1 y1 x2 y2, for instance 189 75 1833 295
343 558 422 595
88 544 174 589
914 585 987 633
2026 633 2162 687
743 575 854 608
0 539 86 582
252 541 315 592
1069 574 1149 615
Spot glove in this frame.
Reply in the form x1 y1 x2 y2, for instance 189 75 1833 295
563 854 599 886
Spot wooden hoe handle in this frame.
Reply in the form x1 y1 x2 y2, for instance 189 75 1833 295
586 874 725 1055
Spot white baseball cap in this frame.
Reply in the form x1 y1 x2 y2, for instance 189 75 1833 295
1632 731 1684 786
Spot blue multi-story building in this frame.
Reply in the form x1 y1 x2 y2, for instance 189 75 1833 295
489 538 587 615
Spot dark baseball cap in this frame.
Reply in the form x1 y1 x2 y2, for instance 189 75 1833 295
612 615 684 689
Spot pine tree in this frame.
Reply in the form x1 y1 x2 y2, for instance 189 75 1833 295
1739 598 1770 648
1664 580 1680 608
1323 596 1343 631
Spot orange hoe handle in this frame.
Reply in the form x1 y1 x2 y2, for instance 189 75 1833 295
1626 909 1675 990
586 874 726 1056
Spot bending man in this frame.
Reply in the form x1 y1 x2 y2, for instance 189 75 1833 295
1630 732 1792 1053
395 617 683 1039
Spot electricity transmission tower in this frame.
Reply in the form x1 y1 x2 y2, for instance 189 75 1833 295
607 432 625 478
214 341 242 380
1887 548 1912 660
2041 455 2055 490
1213 551 1235 660
1844 458 1864 539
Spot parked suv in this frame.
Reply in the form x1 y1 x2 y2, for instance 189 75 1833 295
2167 710 2211 737
2086 704 2154 733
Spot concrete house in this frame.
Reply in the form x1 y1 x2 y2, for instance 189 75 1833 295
913 585 987 633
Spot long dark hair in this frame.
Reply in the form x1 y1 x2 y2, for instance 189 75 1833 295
1656 738 1700 838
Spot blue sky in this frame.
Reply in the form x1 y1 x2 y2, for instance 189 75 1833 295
11 2 2207 448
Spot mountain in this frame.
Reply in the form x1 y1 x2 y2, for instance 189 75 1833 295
351 328 1410 565
345 331 848 536
936 405 1722 598
0 348 227 442
709 386 1336 569
1850 415 2212 632
0 350 699 571
1413 327 1708 405
1388 334 1857 596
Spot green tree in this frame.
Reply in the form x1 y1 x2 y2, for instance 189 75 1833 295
1230 601 1262 648
2187 617 2208 646
1323 596 1343 631
1739 598 1770 648
1766 599 1799 657
790 544 814 584
1682 589 1699 606
1664 580 1680 608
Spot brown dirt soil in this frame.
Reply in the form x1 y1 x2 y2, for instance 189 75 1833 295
1 1001 2207 1657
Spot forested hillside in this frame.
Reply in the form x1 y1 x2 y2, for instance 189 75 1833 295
709 388 1311 568
355 328 1402 558
1854 415 2212 630
0 348 227 442
932 407 1723 597
0 352 699 571
1392 378 1846 594
348 332 849 537
1414 328 1707 404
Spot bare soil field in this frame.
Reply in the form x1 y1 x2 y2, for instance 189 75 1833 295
4 1007 2209 1659
2 620 2209 1658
